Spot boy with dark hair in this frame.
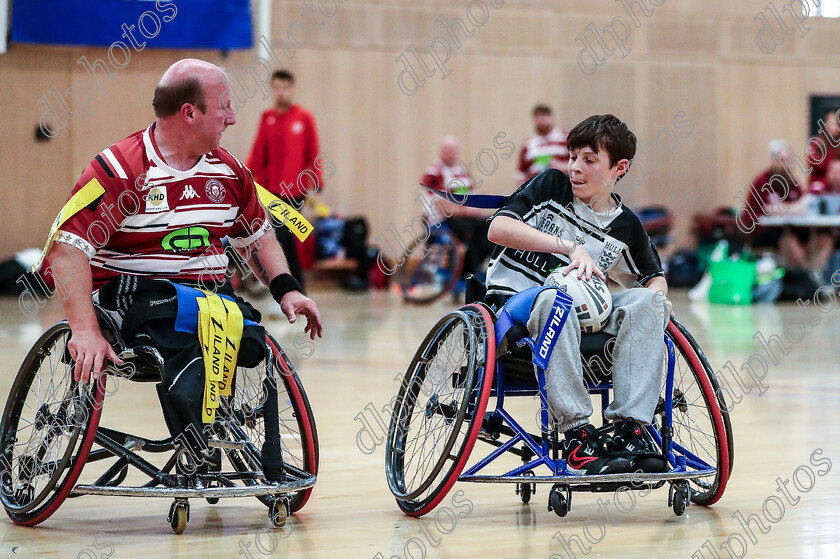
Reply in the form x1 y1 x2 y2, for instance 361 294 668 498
485 114 670 475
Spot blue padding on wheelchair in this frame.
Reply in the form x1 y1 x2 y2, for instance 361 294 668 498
421 184 509 209
172 283 258 334
494 287 574 369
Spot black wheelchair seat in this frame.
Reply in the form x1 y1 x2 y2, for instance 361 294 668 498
117 345 165 382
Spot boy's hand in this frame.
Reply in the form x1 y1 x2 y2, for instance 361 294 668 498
562 245 606 282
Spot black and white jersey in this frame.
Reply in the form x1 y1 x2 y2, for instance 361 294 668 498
485 169 664 303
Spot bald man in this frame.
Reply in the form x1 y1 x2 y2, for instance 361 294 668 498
41 59 322 478
420 136 493 282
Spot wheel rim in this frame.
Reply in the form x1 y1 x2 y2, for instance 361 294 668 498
386 305 495 514
0 323 104 523
658 322 730 505
221 335 318 512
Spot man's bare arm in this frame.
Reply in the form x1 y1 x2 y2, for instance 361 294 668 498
47 242 122 383
235 232 323 338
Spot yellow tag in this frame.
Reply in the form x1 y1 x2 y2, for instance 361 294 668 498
306 197 332 218
198 293 244 424
31 178 107 272
255 182 313 241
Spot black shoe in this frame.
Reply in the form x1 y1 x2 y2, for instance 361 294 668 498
610 421 668 473
562 424 632 475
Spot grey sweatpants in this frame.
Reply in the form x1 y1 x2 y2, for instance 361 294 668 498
526 287 670 433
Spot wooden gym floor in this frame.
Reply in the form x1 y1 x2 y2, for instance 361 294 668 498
0 288 838 559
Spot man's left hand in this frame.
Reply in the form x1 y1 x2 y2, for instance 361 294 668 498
280 291 323 339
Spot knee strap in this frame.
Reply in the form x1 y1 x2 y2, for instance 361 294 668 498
494 286 574 369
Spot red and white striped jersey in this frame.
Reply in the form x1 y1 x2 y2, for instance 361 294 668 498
51 124 271 289
517 128 569 182
420 160 478 224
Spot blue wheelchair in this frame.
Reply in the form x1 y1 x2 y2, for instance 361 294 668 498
397 224 465 305
385 286 733 518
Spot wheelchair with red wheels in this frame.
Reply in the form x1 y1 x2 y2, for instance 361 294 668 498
384 287 733 518
0 306 318 533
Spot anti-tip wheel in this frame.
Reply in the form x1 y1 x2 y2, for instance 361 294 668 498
169 500 189 535
269 498 290 528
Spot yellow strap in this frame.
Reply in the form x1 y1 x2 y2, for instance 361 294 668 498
198 293 244 424
255 182 313 241
305 196 332 218
31 178 106 272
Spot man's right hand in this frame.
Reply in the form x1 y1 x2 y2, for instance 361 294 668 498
67 328 123 384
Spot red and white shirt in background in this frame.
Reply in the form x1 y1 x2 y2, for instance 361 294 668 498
421 161 478 225
50 124 271 289
517 128 569 183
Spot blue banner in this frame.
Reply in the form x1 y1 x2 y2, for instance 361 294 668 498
12 0 253 50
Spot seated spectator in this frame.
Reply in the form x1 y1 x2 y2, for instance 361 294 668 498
820 158 840 194
420 136 494 281
807 108 840 194
743 140 833 276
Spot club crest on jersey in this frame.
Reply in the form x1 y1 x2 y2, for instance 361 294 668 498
205 179 226 203
144 187 169 213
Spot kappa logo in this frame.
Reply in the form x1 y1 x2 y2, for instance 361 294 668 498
180 185 198 200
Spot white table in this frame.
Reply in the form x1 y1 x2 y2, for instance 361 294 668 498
759 213 840 274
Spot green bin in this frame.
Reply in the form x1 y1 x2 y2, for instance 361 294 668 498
708 259 756 305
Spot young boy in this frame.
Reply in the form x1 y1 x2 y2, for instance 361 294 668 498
484 114 670 475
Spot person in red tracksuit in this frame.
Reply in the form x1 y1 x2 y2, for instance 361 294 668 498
247 70 322 291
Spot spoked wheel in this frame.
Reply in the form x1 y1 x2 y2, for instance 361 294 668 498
0 322 106 526
399 229 465 305
385 304 495 516
219 333 318 513
651 319 732 506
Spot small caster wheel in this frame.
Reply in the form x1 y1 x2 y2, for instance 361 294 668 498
548 485 569 518
519 482 532 504
168 500 190 534
517 471 535 504
206 497 220 505
672 483 690 517
269 498 289 528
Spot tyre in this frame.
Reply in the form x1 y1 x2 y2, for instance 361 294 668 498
0 322 106 526
220 333 319 513
385 304 495 516
653 319 731 506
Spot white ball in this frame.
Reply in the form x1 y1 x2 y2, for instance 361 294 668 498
544 270 612 333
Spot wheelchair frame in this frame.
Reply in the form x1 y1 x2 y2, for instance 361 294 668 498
0 308 318 534
385 299 733 518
